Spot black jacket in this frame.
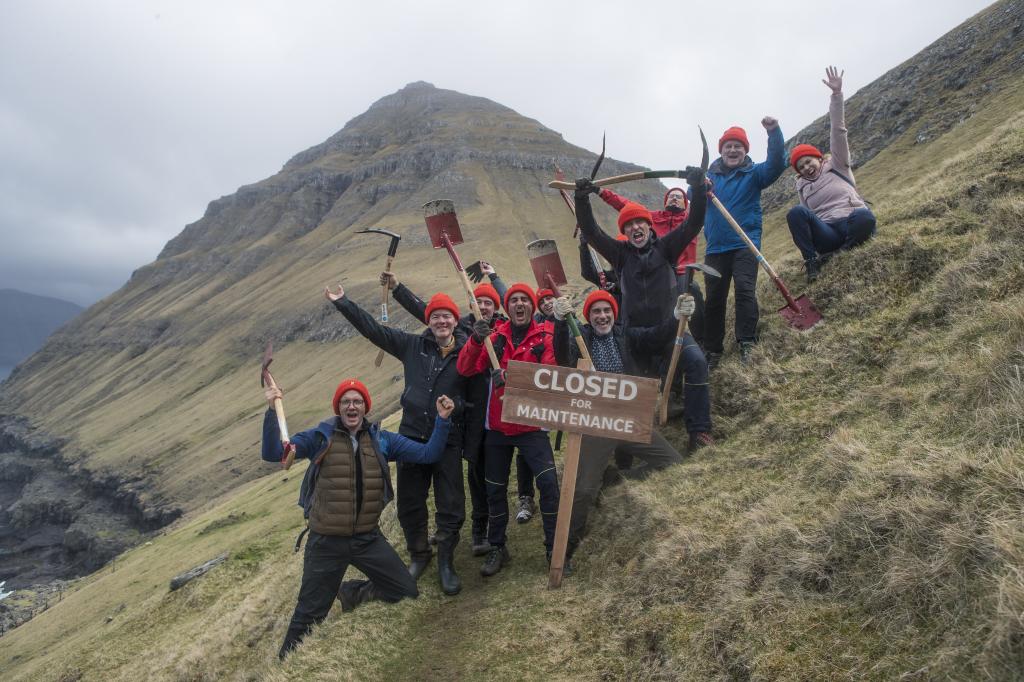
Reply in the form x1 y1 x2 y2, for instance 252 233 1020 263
553 316 676 379
332 296 467 447
576 183 705 328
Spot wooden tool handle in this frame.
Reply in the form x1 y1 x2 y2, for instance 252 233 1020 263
548 171 647 191
658 317 689 426
708 193 780 279
455 268 502 370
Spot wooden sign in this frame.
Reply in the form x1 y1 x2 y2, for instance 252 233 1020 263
501 361 659 444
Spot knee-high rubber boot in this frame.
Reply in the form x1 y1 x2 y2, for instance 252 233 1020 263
437 539 462 596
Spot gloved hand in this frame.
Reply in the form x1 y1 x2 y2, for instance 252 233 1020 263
685 166 705 188
472 318 492 343
575 178 600 200
489 368 506 388
674 294 696 320
553 296 574 321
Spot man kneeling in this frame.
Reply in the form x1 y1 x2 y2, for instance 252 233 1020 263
263 379 454 659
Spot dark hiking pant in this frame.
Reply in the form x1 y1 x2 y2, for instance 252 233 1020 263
396 441 465 560
704 248 760 354
484 430 560 550
568 432 683 550
516 453 535 499
467 457 488 538
279 530 417 658
786 205 877 261
668 331 712 434
674 276 706 349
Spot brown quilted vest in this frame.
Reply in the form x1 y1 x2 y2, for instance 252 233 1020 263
308 429 387 536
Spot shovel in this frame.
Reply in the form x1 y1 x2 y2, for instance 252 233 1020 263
526 239 592 363
260 342 294 470
422 200 503 372
707 191 823 331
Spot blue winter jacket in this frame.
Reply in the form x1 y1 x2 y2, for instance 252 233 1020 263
702 126 787 255
262 410 451 517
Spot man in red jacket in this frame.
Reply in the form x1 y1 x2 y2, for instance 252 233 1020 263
598 186 705 347
456 282 560 577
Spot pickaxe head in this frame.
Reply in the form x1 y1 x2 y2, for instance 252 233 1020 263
699 126 710 172
260 341 274 388
356 228 402 257
682 262 721 291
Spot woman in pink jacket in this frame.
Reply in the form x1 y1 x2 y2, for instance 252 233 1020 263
786 66 877 282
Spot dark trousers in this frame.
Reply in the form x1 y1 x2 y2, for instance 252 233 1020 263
674 277 706 349
568 433 682 549
484 430 560 550
669 331 712 434
396 442 465 559
704 248 760 354
279 530 418 658
516 454 535 498
786 205 877 261
467 458 488 538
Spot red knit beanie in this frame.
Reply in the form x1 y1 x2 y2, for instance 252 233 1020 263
583 290 619 322
719 126 750 152
424 292 460 323
663 187 689 210
504 282 538 311
617 202 654 233
536 288 555 301
790 143 823 171
472 283 500 307
333 378 371 415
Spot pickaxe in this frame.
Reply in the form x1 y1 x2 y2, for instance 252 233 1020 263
356 228 402 367
659 263 720 426
553 164 608 291
260 341 293 469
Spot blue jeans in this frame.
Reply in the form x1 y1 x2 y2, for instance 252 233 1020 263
786 205 876 261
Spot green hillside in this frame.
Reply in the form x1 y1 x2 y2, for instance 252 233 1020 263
3 2 1024 679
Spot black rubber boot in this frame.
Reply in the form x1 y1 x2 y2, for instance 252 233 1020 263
407 556 432 581
437 542 462 596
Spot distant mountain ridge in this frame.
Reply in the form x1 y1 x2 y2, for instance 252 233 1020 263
0 289 82 377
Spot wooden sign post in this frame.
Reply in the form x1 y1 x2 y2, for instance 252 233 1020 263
501 360 660 588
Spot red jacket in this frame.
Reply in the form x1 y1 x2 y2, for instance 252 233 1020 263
599 188 696 274
456 319 556 436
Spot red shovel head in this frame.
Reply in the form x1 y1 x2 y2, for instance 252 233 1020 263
778 294 823 331
526 239 568 290
423 200 464 248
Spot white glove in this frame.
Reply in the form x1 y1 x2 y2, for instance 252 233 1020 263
553 296 574 321
674 294 695 320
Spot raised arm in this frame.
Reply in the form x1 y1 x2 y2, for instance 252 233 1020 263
261 388 327 464
326 284 410 359
552 317 580 368
598 188 628 211
753 119 788 189
824 66 852 174
380 398 454 463
575 180 623 269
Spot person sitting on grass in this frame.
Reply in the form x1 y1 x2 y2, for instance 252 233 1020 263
787 66 877 282
264 379 454 659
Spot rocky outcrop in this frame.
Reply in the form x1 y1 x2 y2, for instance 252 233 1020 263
0 415 179 590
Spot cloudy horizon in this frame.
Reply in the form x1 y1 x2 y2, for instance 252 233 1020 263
0 0 993 307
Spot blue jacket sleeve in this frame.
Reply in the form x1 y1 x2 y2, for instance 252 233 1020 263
261 410 325 463
753 126 787 189
378 416 452 464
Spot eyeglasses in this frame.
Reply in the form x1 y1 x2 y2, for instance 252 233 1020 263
339 399 365 408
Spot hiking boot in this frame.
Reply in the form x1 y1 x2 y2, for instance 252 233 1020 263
471 534 491 557
706 352 722 372
804 257 820 283
480 546 510 577
515 496 535 524
407 556 432 581
738 341 755 365
437 545 462 596
688 431 715 452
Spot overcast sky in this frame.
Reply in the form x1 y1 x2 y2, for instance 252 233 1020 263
0 0 993 306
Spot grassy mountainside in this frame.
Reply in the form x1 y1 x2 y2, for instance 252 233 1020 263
3 3 1024 680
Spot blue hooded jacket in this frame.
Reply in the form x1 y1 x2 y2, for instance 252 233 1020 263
702 126 787 255
262 410 451 517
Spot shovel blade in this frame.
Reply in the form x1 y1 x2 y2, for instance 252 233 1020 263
526 239 567 290
423 200 464 248
778 295 823 331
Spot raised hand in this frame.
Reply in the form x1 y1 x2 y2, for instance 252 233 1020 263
761 116 779 131
379 271 398 290
575 178 600 199
436 394 455 419
553 296 574 321
822 66 844 94
480 261 496 276
265 385 283 408
472 317 492 343
324 283 345 302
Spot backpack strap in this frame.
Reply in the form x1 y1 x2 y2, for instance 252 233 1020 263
828 168 873 206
